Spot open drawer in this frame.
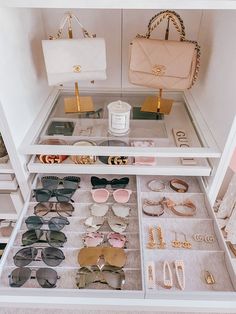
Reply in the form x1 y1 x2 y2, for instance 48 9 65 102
0 174 235 312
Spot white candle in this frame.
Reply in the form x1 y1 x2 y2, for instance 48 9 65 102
107 100 131 136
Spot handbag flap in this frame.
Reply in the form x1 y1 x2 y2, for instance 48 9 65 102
42 38 106 74
130 38 196 78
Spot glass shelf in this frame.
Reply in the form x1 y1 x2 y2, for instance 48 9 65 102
22 91 220 176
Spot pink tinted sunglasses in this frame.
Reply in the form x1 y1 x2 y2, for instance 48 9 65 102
91 189 132 203
83 232 127 248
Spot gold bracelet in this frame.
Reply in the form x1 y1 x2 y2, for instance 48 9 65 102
162 197 196 217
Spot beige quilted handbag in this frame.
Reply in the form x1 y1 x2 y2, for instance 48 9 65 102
129 10 200 90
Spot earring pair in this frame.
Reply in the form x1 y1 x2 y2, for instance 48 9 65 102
171 232 192 249
163 260 185 290
193 233 214 243
147 225 166 249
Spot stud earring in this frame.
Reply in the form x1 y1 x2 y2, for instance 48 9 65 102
181 233 192 249
204 234 214 243
193 233 204 242
204 270 215 284
171 232 182 248
147 225 157 249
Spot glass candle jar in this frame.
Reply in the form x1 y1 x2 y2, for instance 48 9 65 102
107 100 131 136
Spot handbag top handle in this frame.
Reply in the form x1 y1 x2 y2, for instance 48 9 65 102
137 10 186 40
49 12 94 40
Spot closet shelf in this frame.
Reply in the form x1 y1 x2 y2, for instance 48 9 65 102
0 161 14 174
0 194 18 220
0 178 18 191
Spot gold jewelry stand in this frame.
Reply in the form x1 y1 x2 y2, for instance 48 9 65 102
63 13 94 114
141 17 173 115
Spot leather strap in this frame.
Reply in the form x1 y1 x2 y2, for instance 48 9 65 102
162 198 196 217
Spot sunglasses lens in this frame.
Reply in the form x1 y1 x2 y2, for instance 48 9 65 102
78 247 100 266
9 267 31 287
91 176 107 189
111 177 129 189
36 268 58 288
34 189 51 202
34 203 51 217
84 216 105 232
90 203 109 217
63 176 80 189
103 247 127 268
25 216 43 230
108 216 128 233
91 189 109 203
111 203 130 218
56 189 75 202
48 217 69 231
56 202 74 217
103 267 125 289
113 189 131 203
47 230 67 247
41 176 59 190
42 247 65 266
22 230 42 246
13 247 37 267
107 233 126 248
83 232 104 247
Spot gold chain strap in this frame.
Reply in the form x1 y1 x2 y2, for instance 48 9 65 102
137 10 200 88
49 12 93 40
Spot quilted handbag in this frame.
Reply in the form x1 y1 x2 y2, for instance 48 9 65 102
42 13 107 86
129 10 200 90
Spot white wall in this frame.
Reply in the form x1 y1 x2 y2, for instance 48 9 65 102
190 10 236 150
0 8 50 149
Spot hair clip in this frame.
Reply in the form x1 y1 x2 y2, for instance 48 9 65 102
163 261 173 289
204 271 215 285
147 225 157 249
147 261 155 289
174 260 185 290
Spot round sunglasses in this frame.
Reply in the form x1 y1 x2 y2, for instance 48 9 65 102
25 216 69 231
34 202 74 217
9 267 59 288
13 247 65 267
91 189 132 203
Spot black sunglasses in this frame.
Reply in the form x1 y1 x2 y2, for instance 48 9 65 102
9 267 59 288
25 216 69 231
41 176 80 190
34 202 74 217
13 247 65 267
91 176 129 189
22 229 67 247
33 188 75 202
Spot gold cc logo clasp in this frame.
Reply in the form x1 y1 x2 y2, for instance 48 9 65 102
73 65 81 73
152 64 166 76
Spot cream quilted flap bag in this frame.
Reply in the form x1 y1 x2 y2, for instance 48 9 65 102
129 10 200 90
42 13 107 86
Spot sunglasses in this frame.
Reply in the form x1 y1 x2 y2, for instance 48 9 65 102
83 232 127 248
91 176 129 189
34 202 74 217
78 247 127 268
13 247 65 267
76 265 125 290
90 203 130 218
9 267 59 288
41 176 80 190
25 216 69 231
33 188 75 202
22 229 67 247
85 216 128 233
91 189 132 203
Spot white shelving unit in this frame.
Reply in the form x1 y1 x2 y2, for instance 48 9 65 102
0 2 235 313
